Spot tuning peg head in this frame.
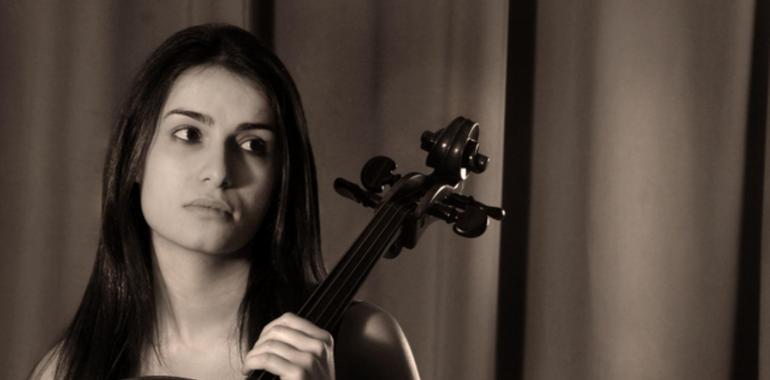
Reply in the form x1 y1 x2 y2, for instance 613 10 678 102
361 156 400 193
334 178 380 208
420 130 439 152
446 194 505 220
483 203 505 220
453 207 488 238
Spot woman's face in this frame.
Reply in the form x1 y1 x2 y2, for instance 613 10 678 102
140 65 277 255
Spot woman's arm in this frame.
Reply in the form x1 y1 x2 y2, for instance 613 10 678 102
335 302 420 380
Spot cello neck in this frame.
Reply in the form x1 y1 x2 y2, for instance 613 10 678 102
297 201 411 330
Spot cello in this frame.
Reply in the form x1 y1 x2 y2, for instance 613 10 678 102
126 116 504 380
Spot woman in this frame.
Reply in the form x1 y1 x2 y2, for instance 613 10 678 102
30 23 419 380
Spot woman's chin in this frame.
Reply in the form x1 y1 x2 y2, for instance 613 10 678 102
146 213 259 257
184 237 251 256
151 229 252 257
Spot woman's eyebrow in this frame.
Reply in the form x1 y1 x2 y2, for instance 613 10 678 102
163 108 273 131
236 123 275 132
164 108 214 125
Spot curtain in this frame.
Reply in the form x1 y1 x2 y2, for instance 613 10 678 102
0 1 508 379
523 1 765 379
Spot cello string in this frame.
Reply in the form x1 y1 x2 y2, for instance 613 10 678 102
312 204 404 329
299 202 399 322
306 202 405 326
314 204 409 329
297 202 393 317
318 224 405 330
303 203 401 324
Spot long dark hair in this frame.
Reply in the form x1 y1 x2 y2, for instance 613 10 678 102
54 23 325 379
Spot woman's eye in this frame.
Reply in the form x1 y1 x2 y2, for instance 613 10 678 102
172 127 202 143
240 137 267 154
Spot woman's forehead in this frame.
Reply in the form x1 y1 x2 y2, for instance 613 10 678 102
162 65 274 124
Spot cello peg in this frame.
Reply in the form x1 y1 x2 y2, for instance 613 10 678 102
334 178 380 208
420 130 439 152
461 139 488 174
447 194 505 220
361 156 401 193
453 206 489 238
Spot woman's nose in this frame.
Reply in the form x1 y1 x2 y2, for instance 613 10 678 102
199 142 233 188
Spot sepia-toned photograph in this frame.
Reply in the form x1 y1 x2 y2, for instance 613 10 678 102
0 1 766 379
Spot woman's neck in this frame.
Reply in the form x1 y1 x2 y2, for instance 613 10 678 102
151 234 251 350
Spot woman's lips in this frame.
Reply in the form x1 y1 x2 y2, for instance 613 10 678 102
183 198 234 219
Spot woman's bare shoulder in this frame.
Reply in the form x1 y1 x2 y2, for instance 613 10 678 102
28 344 62 380
335 301 420 380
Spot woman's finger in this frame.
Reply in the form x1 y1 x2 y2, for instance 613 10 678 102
241 352 305 378
256 324 328 357
257 313 333 347
243 339 319 374
271 313 333 342
258 313 330 341
246 339 314 365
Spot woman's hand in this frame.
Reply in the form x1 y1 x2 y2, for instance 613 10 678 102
242 312 335 379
